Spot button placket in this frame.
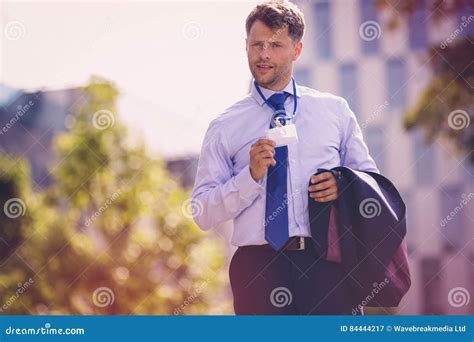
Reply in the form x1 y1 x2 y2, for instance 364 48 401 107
287 143 302 234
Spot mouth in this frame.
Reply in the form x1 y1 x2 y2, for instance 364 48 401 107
256 64 274 73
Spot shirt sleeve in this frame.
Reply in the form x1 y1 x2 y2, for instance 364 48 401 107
339 98 380 174
191 120 266 231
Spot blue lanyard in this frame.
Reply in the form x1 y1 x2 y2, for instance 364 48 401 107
254 77 298 118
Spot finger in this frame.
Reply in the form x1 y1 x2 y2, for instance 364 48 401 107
255 138 276 148
310 171 334 184
308 178 335 192
251 148 275 160
251 144 267 157
260 158 276 168
257 150 274 159
310 172 334 184
314 192 338 202
310 187 337 199
310 190 336 199
254 145 275 155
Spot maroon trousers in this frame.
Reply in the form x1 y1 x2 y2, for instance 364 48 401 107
229 240 362 315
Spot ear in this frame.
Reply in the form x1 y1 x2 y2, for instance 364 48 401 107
245 38 248 52
293 41 303 61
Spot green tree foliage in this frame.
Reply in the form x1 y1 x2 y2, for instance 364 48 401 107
0 155 31 262
404 39 473 162
379 0 470 29
380 0 473 162
0 76 228 315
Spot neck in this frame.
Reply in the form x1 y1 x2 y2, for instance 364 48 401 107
258 75 292 92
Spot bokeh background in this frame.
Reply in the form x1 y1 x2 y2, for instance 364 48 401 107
0 0 472 315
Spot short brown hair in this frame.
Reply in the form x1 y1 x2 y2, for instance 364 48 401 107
246 1 305 43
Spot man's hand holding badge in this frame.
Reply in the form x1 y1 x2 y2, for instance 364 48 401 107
249 111 298 183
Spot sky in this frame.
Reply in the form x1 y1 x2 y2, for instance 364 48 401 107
1 0 261 158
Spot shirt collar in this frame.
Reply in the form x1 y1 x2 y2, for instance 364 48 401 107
251 77 300 106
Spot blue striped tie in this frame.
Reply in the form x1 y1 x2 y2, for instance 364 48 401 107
265 92 291 251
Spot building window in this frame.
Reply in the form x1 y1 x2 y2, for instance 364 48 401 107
365 126 386 174
386 58 407 109
408 0 428 50
339 63 359 116
412 129 435 184
314 1 332 60
360 0 379 55
439 185 466 252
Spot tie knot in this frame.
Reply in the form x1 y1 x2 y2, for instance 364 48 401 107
268 92 290 111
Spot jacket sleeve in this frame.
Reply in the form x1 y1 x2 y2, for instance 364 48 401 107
191 120 266 231
339 99 380 174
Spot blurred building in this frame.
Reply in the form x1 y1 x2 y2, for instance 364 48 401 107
166 157 199 189
0 85 201 190
0 85 86 188
292 0 473 314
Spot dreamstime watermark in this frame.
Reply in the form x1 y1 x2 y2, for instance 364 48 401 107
84 189 122 227
352 278 390 315
447 109 470 130
182 198 204 219
264 189 300 227
359 20 382 41
92 109 115 130
0 278 34 313
440 15 474 49
270 287 293 308
182 21 203 40
359 197 381 219
0 101 36 135
92 287 115 307
5 323 85 336
448 287 470 308
3 198 26 219
266 15 297 46
360 101 389 132
173 278 211 315
4 20 26 41
440 192 474 227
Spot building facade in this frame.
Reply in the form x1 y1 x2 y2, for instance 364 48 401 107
293 0 473 314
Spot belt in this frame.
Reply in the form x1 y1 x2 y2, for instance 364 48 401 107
240 236 311 252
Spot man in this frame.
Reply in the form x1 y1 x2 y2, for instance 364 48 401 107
191 1 379 315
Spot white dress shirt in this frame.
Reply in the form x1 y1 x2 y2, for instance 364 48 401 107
191 78 379 247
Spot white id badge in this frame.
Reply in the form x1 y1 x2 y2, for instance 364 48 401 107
266 123 298 147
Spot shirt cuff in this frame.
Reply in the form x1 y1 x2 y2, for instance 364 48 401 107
234 166 266 202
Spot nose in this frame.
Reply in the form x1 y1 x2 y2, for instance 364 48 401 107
259 42 270 60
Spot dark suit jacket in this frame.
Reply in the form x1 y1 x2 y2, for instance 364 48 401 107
308 166 411 309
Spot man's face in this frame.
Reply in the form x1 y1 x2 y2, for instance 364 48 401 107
246 20 302 90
